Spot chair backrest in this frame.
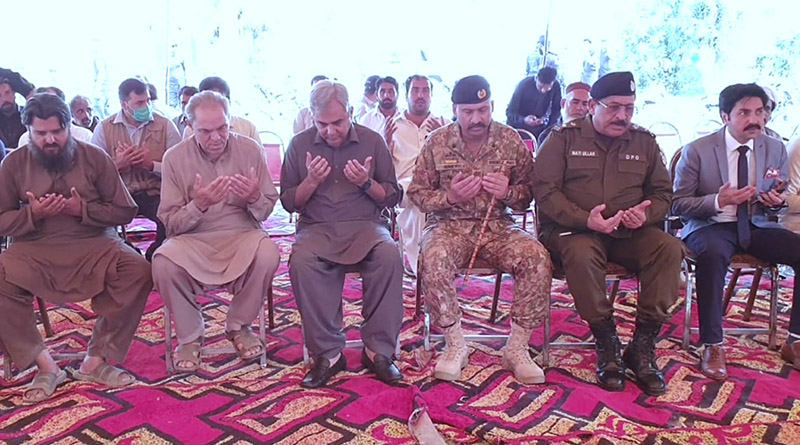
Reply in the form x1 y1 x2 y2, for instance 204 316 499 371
259 130 285 185
668 146 682 181
693 119 722 140
516 128 538 157
648 121 683 161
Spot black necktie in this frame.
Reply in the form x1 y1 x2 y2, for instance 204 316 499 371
736 145 750 249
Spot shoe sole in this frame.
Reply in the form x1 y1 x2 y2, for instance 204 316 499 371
699 369 727 381
597 379 625 392
361 357 403 384
625 368 666 396
501 357 545 384
434 354 468 381
780 348 800 371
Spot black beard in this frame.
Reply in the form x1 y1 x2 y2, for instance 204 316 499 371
29 137 77 174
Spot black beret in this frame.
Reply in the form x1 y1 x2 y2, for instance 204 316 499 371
590 71 636 100
451 75 491 104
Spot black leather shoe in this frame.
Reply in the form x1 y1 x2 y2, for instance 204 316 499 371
589 317 626 391
301 354 346 388
361 350 403 384
623 319 667 396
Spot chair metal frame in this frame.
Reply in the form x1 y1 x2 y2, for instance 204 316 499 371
163 285 274 373
692 119 722 140
681 253 779 350
514 128 537 230
418 259 507 352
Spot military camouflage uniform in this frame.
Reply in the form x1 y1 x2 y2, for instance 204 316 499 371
408 121 552 330
532 116 682 323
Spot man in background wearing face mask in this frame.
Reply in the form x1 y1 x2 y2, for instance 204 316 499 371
91 78 181 261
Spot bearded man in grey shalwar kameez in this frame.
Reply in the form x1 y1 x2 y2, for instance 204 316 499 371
281 81 404 388
152 91 280 372
0 93 151 404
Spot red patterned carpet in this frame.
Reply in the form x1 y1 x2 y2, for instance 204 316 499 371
2 206 800 444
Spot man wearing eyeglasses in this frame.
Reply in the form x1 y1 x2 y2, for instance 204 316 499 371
533 71 681 396
673 83 800 380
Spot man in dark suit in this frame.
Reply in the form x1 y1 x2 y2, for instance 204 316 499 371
673 83 800 380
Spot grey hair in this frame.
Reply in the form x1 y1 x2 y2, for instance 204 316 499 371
69 95 90 113
185 90 230 123
309 80 350 116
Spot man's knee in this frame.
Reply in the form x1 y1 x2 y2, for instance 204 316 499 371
151 254 183 286
115 247 152 287
420 236 457 268
255 239 280 269
558 236 604 270
657 233 683 267
690 236 731 266
370 240 402 269
288 246 319 273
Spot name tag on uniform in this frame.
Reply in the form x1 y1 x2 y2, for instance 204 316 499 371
569 150 597 157
619 153 643 161
436 157 462 170
765 167 781 179
488 159 516 167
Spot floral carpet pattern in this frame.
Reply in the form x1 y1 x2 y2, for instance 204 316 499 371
2 206 800 444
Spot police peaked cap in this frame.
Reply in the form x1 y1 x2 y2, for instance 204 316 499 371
590 71 636 100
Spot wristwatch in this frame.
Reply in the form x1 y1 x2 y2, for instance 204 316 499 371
360 178 373 193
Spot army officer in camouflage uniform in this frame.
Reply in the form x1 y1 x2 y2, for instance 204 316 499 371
408 75 552 385
533 71 682 396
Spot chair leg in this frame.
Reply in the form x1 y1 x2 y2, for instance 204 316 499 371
489 272 502 324
258 298 267 368
521 213 528 231
722 268 742 314
542 294 550 368
608 280 621 304
267 285 275 329
682 260 693 350
743 267 763 322
768 266 779 350
423 310 432 351
36 297 54 338
164 303 174 374
415 264 423 318
3 353 11 381
301 324 310 366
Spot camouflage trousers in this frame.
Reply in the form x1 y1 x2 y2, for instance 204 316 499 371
419 220 553 330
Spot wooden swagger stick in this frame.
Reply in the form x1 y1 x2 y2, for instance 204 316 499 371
463 195 497 285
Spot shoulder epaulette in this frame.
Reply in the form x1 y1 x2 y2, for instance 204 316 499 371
630 124 656 138
554 120 580 133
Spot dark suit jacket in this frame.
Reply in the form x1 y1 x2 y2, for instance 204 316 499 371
672 127 788 239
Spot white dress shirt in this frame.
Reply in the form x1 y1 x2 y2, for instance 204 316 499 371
358 107 401 134
391 112 449 183
353 96 377 122
713 126 755 223
293 107 314 134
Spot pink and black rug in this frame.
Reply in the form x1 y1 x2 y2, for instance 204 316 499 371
2 207 800 444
